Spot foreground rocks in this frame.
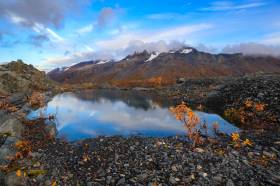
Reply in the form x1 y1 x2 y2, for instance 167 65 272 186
22 135 280 186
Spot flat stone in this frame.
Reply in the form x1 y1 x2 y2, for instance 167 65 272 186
213 175 223 183
116 177 125 185
226 179 235 186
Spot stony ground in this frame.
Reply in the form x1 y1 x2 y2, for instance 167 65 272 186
25 134 280 186
164 73 280 129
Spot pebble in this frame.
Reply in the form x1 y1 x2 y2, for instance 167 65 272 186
116 177 125 185
226 179 235 186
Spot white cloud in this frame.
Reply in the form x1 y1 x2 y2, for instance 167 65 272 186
85 45 94 52
46 28 64 42
77 24 94 34
263 32 280 45
76 6 121 35
43 23 213 68
96 23 213 50
31 23 64 43
44 50 113 69
121 40 185 55
7 12 27 25
201 1 266 11
222 42 280 57
146 13 186 20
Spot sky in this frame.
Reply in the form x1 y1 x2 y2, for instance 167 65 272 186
0 0 280 71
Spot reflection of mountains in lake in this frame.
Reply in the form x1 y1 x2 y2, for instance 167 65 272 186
74 89 174 110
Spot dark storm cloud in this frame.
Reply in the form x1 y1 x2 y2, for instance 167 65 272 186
0 0 81 28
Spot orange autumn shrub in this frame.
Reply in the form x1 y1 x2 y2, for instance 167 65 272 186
170 102 203 146
0 98 19 113
147 76 163 87
243 139 253 146
224 99 272 128
15 140 32 156
29 92 45 108
230 132 253 148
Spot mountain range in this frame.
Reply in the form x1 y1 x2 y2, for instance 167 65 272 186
48 47 280 88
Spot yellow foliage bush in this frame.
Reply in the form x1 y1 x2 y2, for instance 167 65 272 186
28 92 45 108
170 102 203 146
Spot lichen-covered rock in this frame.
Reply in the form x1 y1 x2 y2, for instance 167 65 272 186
0 118 23 138
0 60 56 95
0 136 18 164
4 171 27 186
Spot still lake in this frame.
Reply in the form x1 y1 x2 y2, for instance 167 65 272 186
28 90 238 141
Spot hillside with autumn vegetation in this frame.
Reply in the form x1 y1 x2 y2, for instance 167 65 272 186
48 47 280 88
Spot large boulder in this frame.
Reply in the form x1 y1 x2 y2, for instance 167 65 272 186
0 60 56 95
0 136 18 164
0 118 23 138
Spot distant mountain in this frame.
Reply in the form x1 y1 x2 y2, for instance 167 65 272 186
48 47 280 88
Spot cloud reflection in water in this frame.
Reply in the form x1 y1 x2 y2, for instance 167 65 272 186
28 90 238 141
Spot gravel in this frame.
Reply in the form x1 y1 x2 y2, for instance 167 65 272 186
20 135 280 186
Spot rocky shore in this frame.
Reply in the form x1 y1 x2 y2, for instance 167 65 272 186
164 73 280 129
0 92 55 185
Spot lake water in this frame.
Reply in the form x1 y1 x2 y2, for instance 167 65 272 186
28 90 239 141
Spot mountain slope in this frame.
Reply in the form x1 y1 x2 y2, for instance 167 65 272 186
48 47 280 88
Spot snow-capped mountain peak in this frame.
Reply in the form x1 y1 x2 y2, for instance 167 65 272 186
181 48 193 54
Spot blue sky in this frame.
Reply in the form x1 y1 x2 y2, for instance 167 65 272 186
0 0 280 70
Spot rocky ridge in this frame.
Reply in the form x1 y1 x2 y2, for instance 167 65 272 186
0 60 55 95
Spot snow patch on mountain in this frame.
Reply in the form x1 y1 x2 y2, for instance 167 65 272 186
64 67 70 71
97 60 110 64
181 48 193 54
145 52 159 62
